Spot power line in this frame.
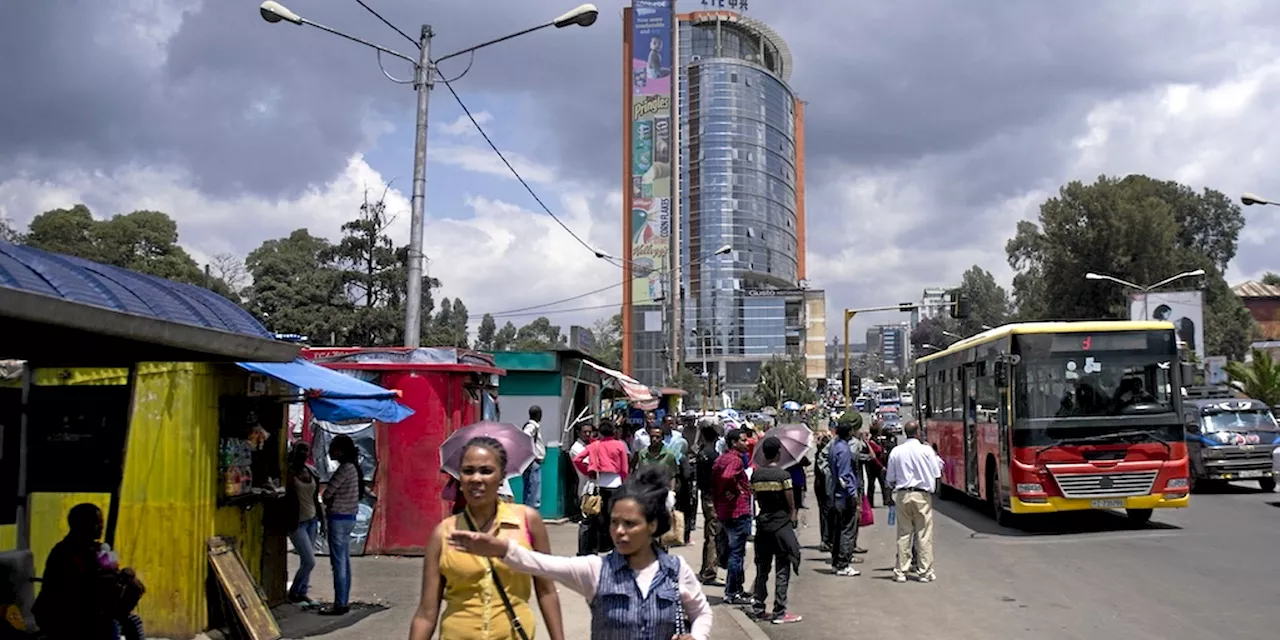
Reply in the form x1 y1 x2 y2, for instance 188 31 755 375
435 76 607 261
475 280 623 318
483 302 621 320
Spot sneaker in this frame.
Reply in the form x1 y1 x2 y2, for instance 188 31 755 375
892 574 908 583
835 567 861 577
917 572 937 583
724 594 756 607
852 547 868 554
851 556 865 564
773 613 803 624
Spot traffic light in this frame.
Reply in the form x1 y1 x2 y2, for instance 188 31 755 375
949 289 971 319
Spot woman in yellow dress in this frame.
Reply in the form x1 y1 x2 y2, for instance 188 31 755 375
409 437 565 640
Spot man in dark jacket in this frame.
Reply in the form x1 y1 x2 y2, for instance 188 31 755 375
695 422 722 584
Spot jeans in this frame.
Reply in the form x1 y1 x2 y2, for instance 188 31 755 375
723 515 751 597
698 492 721 581
751 530 792 615
829 494 860 570
327 516 357 606
523 461 542 509
288 518 319 599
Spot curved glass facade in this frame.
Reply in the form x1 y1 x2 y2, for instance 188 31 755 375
678 17 801 371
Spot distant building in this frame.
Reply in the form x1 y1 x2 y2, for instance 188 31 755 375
920 287 953 320
1232 280 1280 340
867 324 909 375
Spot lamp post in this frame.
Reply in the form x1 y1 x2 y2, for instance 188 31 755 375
1241 192 1280 207
1084 269 1207 319
257 1 599 346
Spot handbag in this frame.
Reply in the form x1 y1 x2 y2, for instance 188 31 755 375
462 511 531 640
859 493 875 527
659 510 685 547
580 483 602 517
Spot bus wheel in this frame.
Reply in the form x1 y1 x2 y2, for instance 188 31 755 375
1126 508 1153 525
1259 478 1276 493
987 467 1011 527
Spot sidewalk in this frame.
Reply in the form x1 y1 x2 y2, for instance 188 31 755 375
267 518 766 640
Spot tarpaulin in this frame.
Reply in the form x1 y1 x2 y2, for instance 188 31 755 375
237 358 415 424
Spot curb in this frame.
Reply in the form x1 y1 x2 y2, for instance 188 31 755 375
725 607 772 640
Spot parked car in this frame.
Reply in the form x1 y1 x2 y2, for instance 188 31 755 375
901 392 914 407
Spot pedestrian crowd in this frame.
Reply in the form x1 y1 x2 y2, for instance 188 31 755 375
264 404 943 639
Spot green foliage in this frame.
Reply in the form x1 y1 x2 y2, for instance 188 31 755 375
665 367 703 406
910 316 955 353
1 217 23 243
493 321 518 351
750 356 817 409
592 313 623 369
954 265 1009 334
1006 174 1254 358
476 314 498 350
735 393 764 412
512 317 567 351
23 205 214 287
1224 350 1280 407
427 298 470 348
1262 272 1280 287
245 229 350 342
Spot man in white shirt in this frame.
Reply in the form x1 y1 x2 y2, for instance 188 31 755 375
885 421 943 583
522 406 547 510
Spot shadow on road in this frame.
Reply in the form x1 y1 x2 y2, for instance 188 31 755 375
1192 481 1274 495
275 602 390 639
934 495 1181 538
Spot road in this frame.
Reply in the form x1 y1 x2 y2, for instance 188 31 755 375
742 478 1280 640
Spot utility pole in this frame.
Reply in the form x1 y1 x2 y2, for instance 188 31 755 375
403 25 434 347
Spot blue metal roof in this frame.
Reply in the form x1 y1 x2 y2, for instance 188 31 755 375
0 241 271 338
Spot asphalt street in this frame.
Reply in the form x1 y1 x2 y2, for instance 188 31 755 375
744 408 1280 640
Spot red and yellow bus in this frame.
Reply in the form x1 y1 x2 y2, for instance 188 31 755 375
914 321 1191 524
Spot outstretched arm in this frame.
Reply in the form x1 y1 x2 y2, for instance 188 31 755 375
448 529 604 599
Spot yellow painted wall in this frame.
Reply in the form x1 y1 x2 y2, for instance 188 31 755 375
13 363 270 640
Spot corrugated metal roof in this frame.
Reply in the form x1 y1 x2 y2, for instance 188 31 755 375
1232 280 1280 298
0 241 271 338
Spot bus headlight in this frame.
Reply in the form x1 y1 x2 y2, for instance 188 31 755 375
1016 483 1044 494
1167 478 1189 489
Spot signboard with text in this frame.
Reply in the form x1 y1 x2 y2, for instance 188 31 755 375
629 0 675 306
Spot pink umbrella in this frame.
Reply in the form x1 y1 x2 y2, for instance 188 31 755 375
440 421 536 480
751 423 813 470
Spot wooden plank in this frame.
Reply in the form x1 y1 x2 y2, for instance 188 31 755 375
207 536 281 640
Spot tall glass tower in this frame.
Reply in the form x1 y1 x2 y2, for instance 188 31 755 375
676 11 806 402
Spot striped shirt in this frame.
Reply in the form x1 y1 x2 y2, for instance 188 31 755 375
324 462 361 516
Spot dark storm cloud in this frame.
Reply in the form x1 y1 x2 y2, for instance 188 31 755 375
4 0 1280 203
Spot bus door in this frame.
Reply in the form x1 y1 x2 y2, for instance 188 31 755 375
963 363 979 495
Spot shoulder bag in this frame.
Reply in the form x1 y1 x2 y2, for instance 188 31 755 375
462 510 532 640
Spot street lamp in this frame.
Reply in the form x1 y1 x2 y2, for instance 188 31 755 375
257 1 598 347
1084 269 1206 319
1241 192 1278 207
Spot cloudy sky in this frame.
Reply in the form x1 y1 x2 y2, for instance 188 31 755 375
2 0 1280 340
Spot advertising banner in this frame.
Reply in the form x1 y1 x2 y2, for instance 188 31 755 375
630 0 674 305
1129 290 1205 360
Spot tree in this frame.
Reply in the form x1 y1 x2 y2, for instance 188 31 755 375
512 317 567 351
0 218 22 243
1006 174 1254 358
750 356 817 409
245 229 350 342
210 253 250 303
1225 350 1280 407
1262 272 1280 287
592 313 623 369
953 265 1009 335
666 367 703 407
476 314 498 350
326 190 421 346
910 317 954 353
493 321 518 351
24 205 100 259
427 298 470 348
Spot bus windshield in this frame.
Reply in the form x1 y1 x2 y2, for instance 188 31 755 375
1014 330 1177 420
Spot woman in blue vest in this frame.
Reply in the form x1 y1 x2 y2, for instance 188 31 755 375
449 466 713 640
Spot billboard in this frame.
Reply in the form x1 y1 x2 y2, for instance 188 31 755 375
628 0 674 306
1129 290 1205 360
